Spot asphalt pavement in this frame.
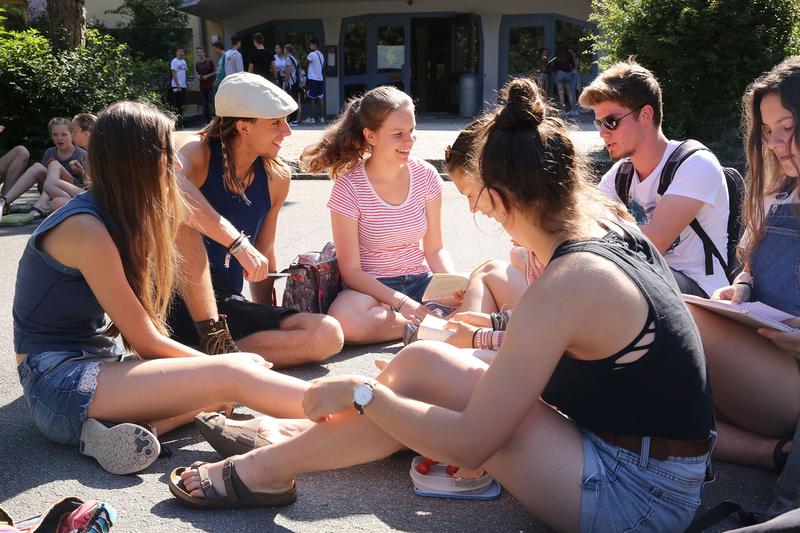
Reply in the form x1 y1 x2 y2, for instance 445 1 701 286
0 116 777 532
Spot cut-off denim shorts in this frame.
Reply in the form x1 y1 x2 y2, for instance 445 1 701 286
377 272 433 303
579 429 713 533
17 350 120 446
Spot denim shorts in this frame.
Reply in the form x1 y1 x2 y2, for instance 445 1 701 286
17 351 116 446
580 429 711 533
554 70 574 85
377 272 433 303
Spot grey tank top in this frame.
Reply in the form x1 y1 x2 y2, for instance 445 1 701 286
13 192 120 358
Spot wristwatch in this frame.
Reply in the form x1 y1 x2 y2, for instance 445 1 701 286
353 380 378 415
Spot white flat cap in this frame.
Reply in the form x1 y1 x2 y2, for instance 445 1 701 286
215 72 298 119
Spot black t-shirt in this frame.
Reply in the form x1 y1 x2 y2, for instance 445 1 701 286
540 225 714 440
249 48 272 79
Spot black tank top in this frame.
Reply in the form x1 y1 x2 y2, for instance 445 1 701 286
540 225 714 440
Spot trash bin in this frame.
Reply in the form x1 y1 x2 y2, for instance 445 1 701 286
459 73 481 118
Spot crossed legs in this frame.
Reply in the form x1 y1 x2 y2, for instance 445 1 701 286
328 289 410 344
0 145 30 196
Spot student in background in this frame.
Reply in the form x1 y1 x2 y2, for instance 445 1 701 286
195 46 216 123
303 39 325 124
247 33 271 81
44 113 97 211
170 47 188 123
224 36 244 76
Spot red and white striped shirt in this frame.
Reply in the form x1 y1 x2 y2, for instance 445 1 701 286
327 158 443 278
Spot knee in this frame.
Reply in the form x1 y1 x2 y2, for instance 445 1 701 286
12 145 29 160
298 313 344 360
329 309 369 344
379 341 443 394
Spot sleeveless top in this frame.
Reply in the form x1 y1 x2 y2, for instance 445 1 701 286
540 224 714 440
201 138 271 296
13 192 120 358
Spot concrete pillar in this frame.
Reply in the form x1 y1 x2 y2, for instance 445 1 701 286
481 14 501 110
323 16 341 116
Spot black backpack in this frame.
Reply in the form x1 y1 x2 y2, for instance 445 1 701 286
614 139 745 282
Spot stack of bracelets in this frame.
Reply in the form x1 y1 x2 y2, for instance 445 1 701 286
224 232 250 268
471 310 512 351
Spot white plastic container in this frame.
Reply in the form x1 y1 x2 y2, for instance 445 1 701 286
409 456 494 494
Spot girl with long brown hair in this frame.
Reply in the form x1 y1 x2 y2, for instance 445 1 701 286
13 101 313 476
173 78 715 532
301 85 455 344
688 57 800 472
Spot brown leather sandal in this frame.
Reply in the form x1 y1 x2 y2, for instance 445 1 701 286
169 459 297 509
195 412 272 458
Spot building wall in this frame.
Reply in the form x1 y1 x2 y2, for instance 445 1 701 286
216 0 590 114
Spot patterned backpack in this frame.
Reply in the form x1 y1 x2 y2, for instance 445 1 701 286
282 242 342 313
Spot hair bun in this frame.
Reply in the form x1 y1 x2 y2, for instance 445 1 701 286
495 78 546 129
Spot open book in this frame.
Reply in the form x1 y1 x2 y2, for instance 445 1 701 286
421 259 494 302
683 295 798 332
416 314 453 342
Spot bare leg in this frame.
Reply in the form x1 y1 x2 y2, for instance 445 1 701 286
182 342 583 532
175 223 217 322
458 259 527 314
87 352 309 423
690 305 800 468
236 312 343 368
4 162 46 204
0 145 30 195
328 289 410 344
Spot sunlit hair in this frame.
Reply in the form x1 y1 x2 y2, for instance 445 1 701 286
578 58 663 127
444 116 490 177
89 101 184 348
48 117 71 135
300 85 414 180
200 116 291 201
72 113 97 133
740 56 800 264
478 77 632 235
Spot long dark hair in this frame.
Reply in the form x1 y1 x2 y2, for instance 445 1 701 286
741 56 800 265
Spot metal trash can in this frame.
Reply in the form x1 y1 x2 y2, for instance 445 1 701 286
459 73 481 118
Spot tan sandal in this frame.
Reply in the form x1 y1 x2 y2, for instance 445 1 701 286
195 412 272 458
169 459 297 509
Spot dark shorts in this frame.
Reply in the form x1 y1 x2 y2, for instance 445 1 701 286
307 79 324 99
670 268 709 298
376 272 433 303
168 291 298 346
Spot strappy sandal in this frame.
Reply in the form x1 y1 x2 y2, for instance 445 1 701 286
195 412 272 458
168 459 297 509
773 435 793 473
30 206 50 220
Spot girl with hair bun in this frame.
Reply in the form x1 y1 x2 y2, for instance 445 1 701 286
175 78 715 533
688 57 800 473
301 85 455 344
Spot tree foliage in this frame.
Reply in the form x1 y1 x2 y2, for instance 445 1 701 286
46 0 86 50
105 0 190 60
0 28 162 154
590 0 800 158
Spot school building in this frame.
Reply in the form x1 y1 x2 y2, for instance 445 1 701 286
178 0 596 116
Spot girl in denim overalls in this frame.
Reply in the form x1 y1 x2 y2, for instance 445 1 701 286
689 57 800 473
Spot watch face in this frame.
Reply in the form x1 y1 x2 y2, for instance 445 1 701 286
354 383 373 406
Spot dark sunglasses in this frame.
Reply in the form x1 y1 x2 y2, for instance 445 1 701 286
593 104 645 131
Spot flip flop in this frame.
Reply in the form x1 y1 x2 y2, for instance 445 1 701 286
773 435 793 473
168 459 297 509
195 412 272 458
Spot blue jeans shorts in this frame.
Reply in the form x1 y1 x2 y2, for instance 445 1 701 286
579 429 712 533
377 272 433 303
17 351 115 446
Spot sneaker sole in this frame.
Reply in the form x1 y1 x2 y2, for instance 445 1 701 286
80 418 160 475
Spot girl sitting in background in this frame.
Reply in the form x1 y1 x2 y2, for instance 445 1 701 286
44 113 97 211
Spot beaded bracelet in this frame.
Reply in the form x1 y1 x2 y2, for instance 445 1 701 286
224 232 249 268
472 328 505 350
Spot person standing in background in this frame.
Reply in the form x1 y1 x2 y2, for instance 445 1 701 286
170 47 188 124
212 40 227 93
304 39 325 124
284 44 303 125
248 33 272 81
224 36 244 76
195 46 216 123
272 44 288 89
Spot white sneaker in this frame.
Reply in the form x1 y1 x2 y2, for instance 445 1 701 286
302 117 315 124
318 117 325 124
80 418 160 475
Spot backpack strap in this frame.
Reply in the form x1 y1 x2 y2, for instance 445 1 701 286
659 139 728 277
685 501 763 533
614 159 635 209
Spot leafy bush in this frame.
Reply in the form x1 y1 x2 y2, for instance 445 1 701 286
0 28 164 155
590 0 800 160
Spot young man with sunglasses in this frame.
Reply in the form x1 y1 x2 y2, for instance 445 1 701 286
580 60 730 298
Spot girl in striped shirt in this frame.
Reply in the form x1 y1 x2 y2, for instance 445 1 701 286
302 86 455 343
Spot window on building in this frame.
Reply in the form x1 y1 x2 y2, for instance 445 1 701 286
377 25 405 72
454 19 479 73
344 21 367 75
508 27 544 77
555 20 593 73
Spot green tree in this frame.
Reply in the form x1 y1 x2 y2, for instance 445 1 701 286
46 0 86 49
105 0 190 60
590 0 800 158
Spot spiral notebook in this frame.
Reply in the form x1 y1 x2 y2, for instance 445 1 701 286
683 295 797 332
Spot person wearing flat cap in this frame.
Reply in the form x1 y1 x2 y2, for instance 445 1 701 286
172 72 343 367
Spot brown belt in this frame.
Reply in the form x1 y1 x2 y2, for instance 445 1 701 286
15 354 27 365
596 432 713 461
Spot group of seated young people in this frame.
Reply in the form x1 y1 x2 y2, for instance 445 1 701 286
9 53 800 531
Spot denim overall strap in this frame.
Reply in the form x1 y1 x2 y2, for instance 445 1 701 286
749 202 800 316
